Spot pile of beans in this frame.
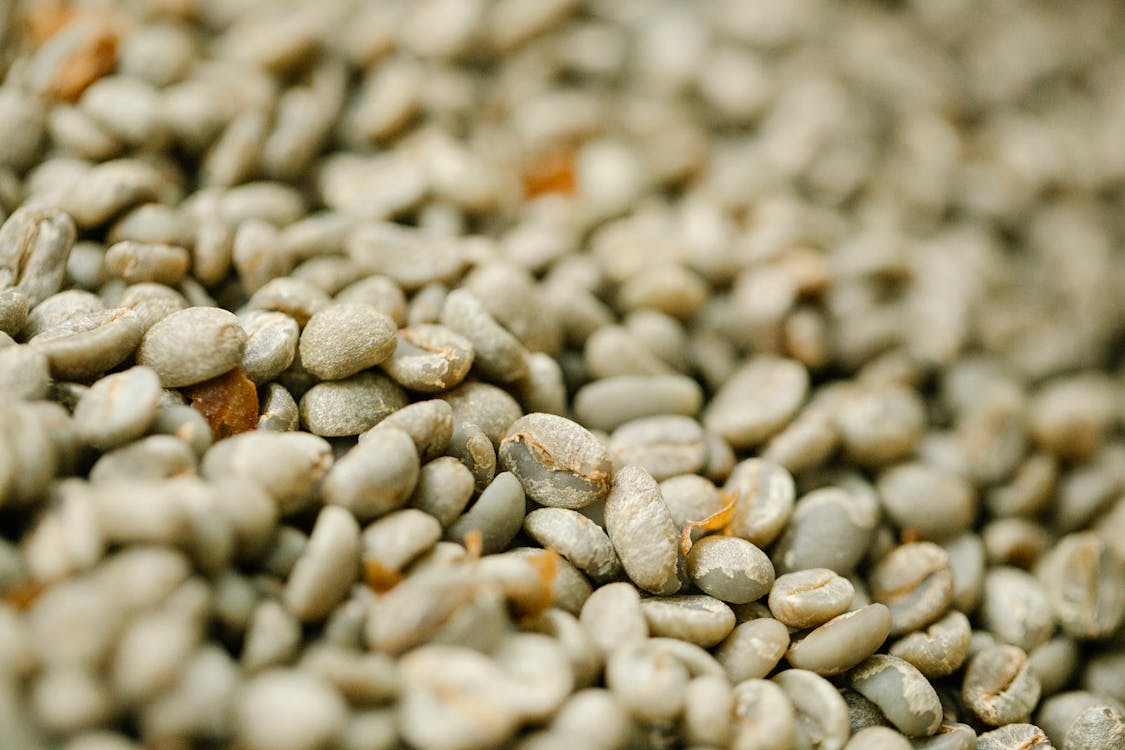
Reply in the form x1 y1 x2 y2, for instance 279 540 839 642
0 1 1123 749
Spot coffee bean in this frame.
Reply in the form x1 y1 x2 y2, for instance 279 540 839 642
609 415 707 480
1037 532 1124 641
572 374 703 432
578 582 648 658
769 568 856 629
363 398 454 461
870 542 954 636
640 594 736 648
201 431 332 517
686 535 774 604
30 307 144 380
1028 638 1080 698
441 381 523 448
724 458 797 548
235 670 347 750
979 567 1055 652
762 407 840 475
447 419 498 493
850 655 943 737
441 288 529 383
379 323 474 392
715 617 790 683
888 610 972 678
775 668 851 750
322 426 419 521
833 384 926 467
0 288 30 336
136 307 246 387
0 206 76 306
844 726 912 750
1064 704 1125 750
976 723 1052 750
238 310 299 385
731 678 797 750
788 604 892 675
876 462 977 541
604 465 681 595
247 277 332 328
257 382 300 432
446 471 526 555
1037 691 1125 748
524 507 622 583
963 644 1041 726
299 302 397 381
703 356 809 449
499 413 612 510
284 506 360 622
73 366 162 450
605 639 688 722
0 344 51 401
299 372 407 436
772 486 879 575
409 456 475 527
910 723 978 750
104 241 190 286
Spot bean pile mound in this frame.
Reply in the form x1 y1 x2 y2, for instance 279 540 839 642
0 1 1123 749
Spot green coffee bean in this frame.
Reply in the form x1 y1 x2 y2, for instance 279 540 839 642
640 594 736 648
609 415 707 480
870 542 954 636
686 535 774 604
380 324 474 392
499 413 613 510
572 374 704 432
788 604 892 676
769 568 855 629
850 655 943 738
136 307 246 387
716 617 791 683
725 458 797 548
1036 532 1124 641
963 644 1041 727
604 465 680 595
775 668 851 750
975 723 1052 750
298 372 407 437
523 507 622 583
889 610 972 678
703 356 810 449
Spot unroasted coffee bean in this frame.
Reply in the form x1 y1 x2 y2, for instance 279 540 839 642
888 610 971 678
284 506 360 622
724 458 797 548
1036 532 1124 641
0 288 30 336
0 344 51 401
833 384 926 467
446 471 526 554
499 413 612 510
299 372 407 437
979 567 1055 652
298 303 397 381
762 407 839 475
29 308 143 380
976 723 1052 750
1064 704 1125 750
609 415 707 480
238 310 299 385
769 568 855 629
578 581 648 658
788 604 892 675
703 356 810 449
731 678 797 750
1028 638 1080 697
257 382 300 432
136 307 246 387
379 324 474 392
843 726 911 750
774 668 851 750
524 507 622 583
448 419 497 493
201 431 332 517
870 542 954 636
572 374 704 432
441 381 523 448
364 399 454 462
73 366 161 450
604 465 680 595
772 486 878 575
362 508 442 577
963 644 1041 726
911 723 977 750
408 456 474 527
322 427 419 521
0 206 76 306
876 463 976 541
117 282 187 332
661 474 726 542
441 288 529 383
605 639 688 722
640 595 736 648
104 241 190 286
715 617 790 683
247 277 331 328
235 669 347 750
849 655 943 737
686 535 774 604
1037 692 1123 748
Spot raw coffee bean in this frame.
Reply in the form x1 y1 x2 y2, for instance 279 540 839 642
440 288 529 383
361 508 442 574
1028 638 1080 697
976 724 1052 750
982 517 1051 569
870 542 954 636
104 241 190 285
942 532 986 614
548 689 631 750
772 486 879 575
963 644 1042 726
661 474 726 543
640 595 736 648
73 366 162 450
30 308 144 380
715 617 791 683
584 324 672 379
842 689 891 733
609 415 707 480
136 307 247 387
298 303 397 381
703 356 810 449
235 669 347 750
322 427 419 521
986 453 1058 519
238 310 299 386
23 289 103 339
762 407 840 475
788 604 892 675
499 413 613 510
441 381 523 448
833 384 926 467
1037 692 1125 748
876 462 976 541
683 674 735 747
445 471 526 555
774 668 851 750
0 344 51 401
200 431 332 516
379 324 474 392
299 372 407 437
247 278 332 328
724 459 797 548
448 419 497 493
769 568 855 629
910 723 978 750
578 582 648 658
513 352 568 416
242 600 302 673
685 535 774 604
0 206 76 306
849 655 943 738
508 548 594 617
150 403 212 458
0 288 30 336
89 435 197 483
362 399 454 462
572 374 704 432
284 506 360 623
730 679 797 750
408 456 475 527
843 726 912 750
257 382 300 432
523 507 622 583
1036 532 1124 641
605 639 689 722
979 567 1055 652
117 282 187 332
604 465 680 595
1028 374 1118 461
1064 704 1125 750
888 610 972 678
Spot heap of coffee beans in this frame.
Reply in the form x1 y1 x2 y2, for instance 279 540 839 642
0 1 1123 749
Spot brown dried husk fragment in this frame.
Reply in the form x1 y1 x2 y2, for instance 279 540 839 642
183 368 259 441
679 489 741 555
